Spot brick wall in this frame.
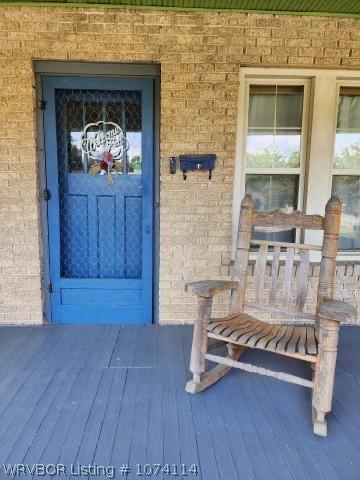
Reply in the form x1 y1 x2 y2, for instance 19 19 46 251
0 6 359 324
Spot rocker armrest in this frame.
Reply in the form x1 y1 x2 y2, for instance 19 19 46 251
185 280 238 298
318 297 357 323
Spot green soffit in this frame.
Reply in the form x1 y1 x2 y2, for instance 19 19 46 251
2 0 360 18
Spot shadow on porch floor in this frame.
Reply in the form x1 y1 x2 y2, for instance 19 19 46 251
0 324 358 480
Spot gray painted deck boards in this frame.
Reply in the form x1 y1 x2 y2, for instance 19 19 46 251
0 325 358 479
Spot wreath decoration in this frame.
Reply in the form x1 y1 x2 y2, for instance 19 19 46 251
81 121 129 185
88 151 122 186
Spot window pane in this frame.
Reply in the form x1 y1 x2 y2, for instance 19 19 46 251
334 134 360 169
337 88 360 130
66 100 84 172
125 97 142 174
332 176 360 251
246 85 303 169
105 96 142 174
245 174 299 242
248 85 303 129
334 88 360 169
276 91 303 128
248 89 275 128
246 131 301 168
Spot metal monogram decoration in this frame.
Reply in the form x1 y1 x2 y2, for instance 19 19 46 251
81 121 129 185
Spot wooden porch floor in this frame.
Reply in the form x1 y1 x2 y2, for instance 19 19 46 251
0 324 359 479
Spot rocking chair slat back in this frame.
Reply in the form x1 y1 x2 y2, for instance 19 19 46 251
254 244 267 303
231 194 342 322
296 250 310 312
269 246 280 305
281 247 295 308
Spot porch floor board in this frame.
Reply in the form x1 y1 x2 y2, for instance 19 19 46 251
0 325 358 479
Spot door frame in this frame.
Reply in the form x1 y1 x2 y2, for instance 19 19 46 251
35 61 161 324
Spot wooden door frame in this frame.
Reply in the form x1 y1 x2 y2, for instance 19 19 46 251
35 61 161 324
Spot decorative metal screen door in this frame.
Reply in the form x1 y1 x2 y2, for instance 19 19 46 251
43 76 154 324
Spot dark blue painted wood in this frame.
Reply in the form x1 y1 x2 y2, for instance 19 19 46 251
224 372 278 480
1 369 68 466
214 373 257 480
0 368 54 464
92 369 127 471
37 368 96 471
174 367 202 480
128 368 152 479
20 369 81 468
239 375 298 480
250 375 311 480
109 324 140 367
0 325 359 480
69 369 114 480
0 368 34 422
146 367 165 477
190 393 220 480
162 366 181 480
43 76 154 324
111 368 139 468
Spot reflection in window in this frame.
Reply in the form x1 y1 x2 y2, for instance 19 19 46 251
246 85 303 169
332 176 360 251
127 132 142 174
66 101 84 172
334 88 360 169
246 133 300 168
332 87 360 251
62 91 142 175
245 84 304 242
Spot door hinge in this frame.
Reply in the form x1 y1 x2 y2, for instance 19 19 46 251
47 283 53 294
38 100 46 110
43 188 51 201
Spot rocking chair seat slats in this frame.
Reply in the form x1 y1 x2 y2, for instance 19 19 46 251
207 314 318 362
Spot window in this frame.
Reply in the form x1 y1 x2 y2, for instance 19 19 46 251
244 83 307 242
232 68 360 259
331 87 360 251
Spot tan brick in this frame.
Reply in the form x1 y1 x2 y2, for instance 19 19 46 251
261 55 289 64
314 56 341 66
288 56 313 65
324 47 350 57
0 6 357 326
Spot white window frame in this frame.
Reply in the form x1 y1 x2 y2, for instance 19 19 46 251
232 67 360 262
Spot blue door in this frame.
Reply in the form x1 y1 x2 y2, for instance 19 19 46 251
43 76 154 324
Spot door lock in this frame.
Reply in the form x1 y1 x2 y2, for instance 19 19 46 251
43 188 51 201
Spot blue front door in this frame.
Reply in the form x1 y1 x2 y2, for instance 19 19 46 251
43 76 154 324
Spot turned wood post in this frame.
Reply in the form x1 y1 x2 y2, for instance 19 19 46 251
316 197 341 328
312 315 340 417
230 194 253 314
189 296 212 383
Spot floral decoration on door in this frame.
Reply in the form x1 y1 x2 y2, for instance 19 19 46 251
80 121 129 185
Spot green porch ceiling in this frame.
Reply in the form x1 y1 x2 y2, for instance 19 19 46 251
2 0 360 18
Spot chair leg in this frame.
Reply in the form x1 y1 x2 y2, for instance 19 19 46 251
185 296 246 394
312 317 340 437
186 343 245 394
185 296 212 393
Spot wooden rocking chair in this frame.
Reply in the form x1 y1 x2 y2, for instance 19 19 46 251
185 195 356 436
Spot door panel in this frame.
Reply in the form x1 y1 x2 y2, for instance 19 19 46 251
43 76 154 324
